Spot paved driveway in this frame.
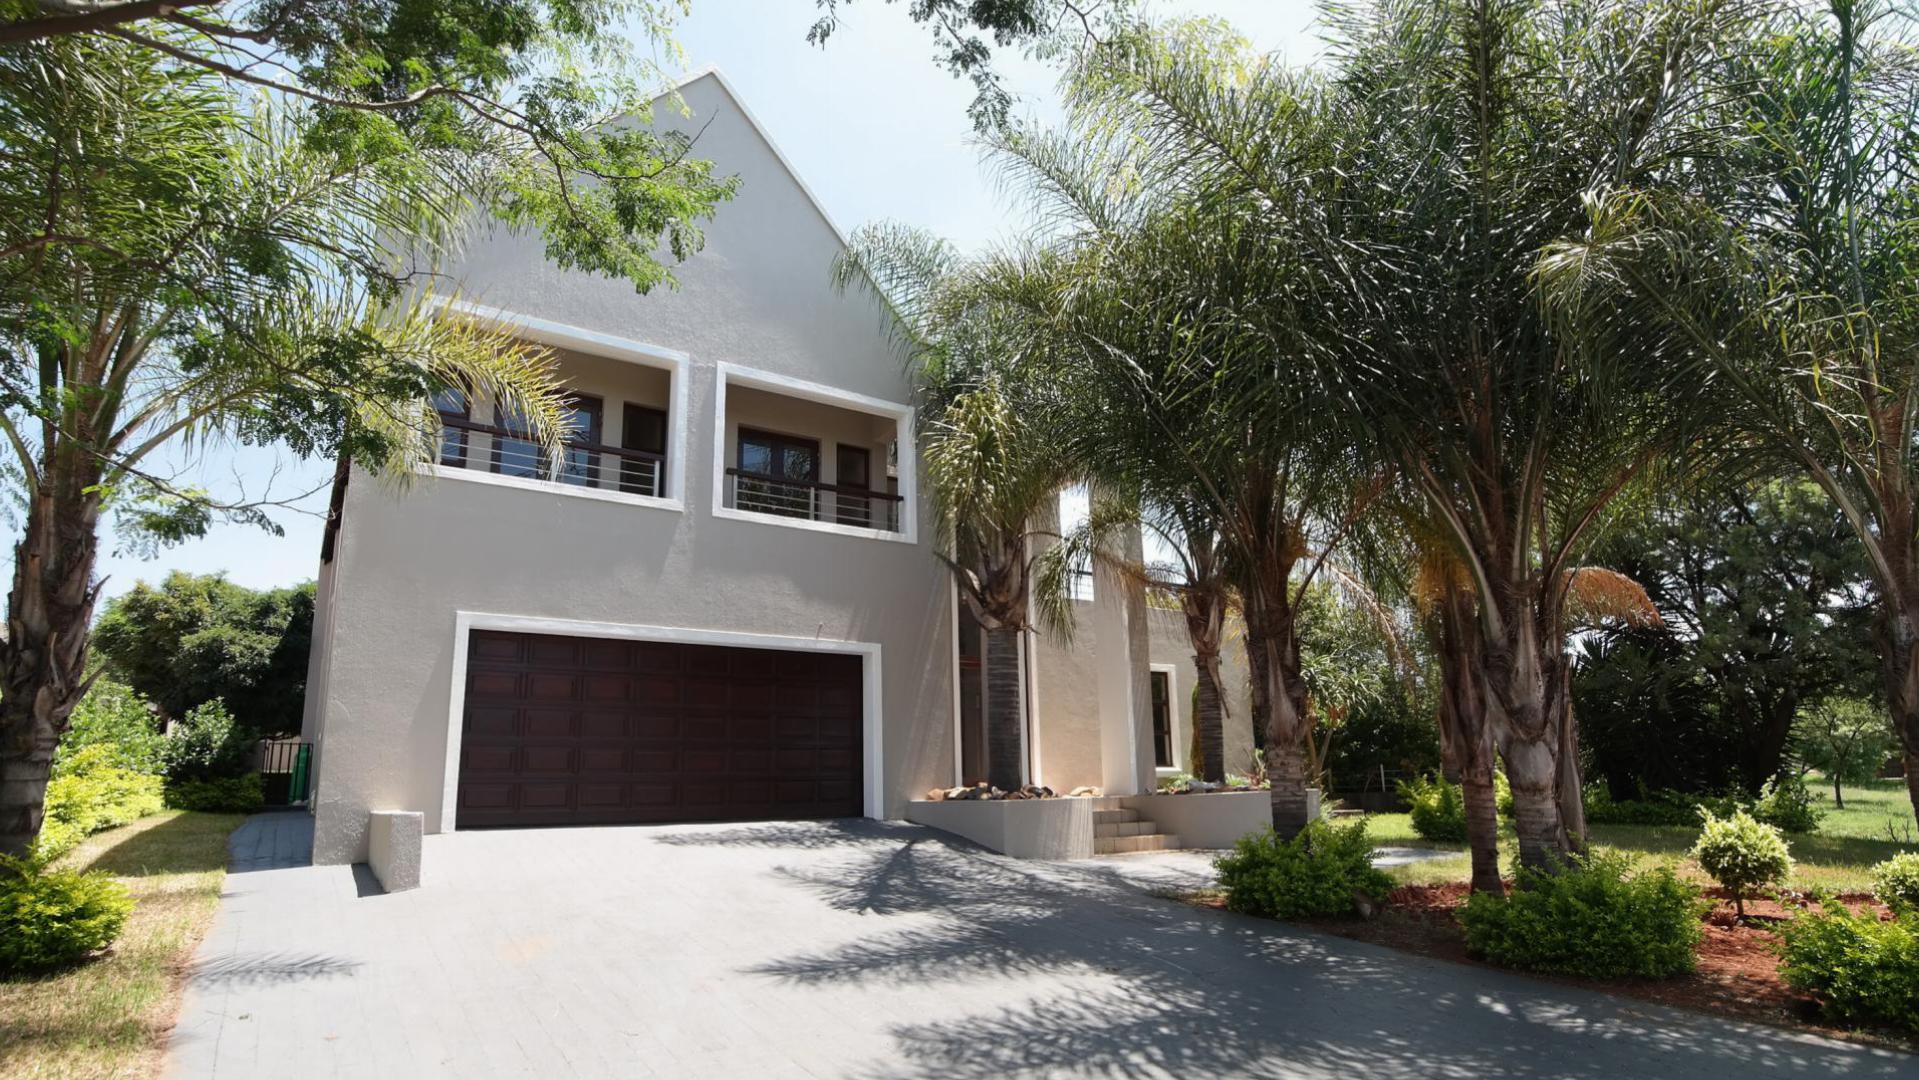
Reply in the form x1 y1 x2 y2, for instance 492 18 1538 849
164 813 1916 1079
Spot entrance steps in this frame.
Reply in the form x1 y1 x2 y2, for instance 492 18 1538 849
1091 806 1180 854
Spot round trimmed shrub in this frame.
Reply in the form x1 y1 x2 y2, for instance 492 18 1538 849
1214 819 1393 919
1750 775 1823 834
0 856 133 973
1397 774 1467 843
1874 852 1919 913
1691 808 1792 917
1458 850 1704 979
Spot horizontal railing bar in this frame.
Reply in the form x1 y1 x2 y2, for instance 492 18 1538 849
439 415 666 464
725 467 903 502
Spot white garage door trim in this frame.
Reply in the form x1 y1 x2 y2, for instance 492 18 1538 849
441 610 884 832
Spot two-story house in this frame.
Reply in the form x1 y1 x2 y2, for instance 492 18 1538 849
298 69 1255 865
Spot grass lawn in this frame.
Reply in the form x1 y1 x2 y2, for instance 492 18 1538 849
1363 774 1919 892
0 810 244 1080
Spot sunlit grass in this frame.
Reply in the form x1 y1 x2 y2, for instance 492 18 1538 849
0 811 243 1080
1365 775 1918 893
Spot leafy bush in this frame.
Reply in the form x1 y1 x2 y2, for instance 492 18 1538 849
164 773 265 814
1873 853 1919 913
1750 775 1823 834
161 700 256 782
53 680 163 776
1778 902 1919 1033
1583 784 1740 827
0 855 134 973
1214 820 1393 919
1458 850 1704 979
1397 774 1467 842
35 745 165 860
1691 809 1792 917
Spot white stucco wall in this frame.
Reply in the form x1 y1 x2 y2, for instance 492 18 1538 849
304 72 954 864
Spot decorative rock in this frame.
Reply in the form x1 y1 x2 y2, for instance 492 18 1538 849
1069 785 1102 797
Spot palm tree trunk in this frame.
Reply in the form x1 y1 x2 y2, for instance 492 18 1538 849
1192 648 1227 783
1435 588 1504 895
1248 600 1313 838
1555 665 1587 852
1 487 105 857
982 623 1024 792
1874 588 1919 825
1485 617 1576 874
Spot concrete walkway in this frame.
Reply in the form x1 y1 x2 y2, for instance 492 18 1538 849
164 813 1917 1079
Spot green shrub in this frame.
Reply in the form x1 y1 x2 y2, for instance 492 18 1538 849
161 700 256 782
0 855 133 973
1750 775 1823 834
1583 785 1741 827
1458 850 1704 979
1214 820 1393 919
163 773 264 814
1397 774 1467 843
53 680 163 776
1495 770 1513 818
1691 808 1792 917
1778 901 1919 1033
1873 853 1919 913
35 745 165 860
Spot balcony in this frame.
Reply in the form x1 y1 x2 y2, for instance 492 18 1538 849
430 335 682 509
713 364 916 541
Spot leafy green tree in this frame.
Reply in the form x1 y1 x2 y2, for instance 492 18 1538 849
0 25 730 854
1542 0 1919 822
92 572 314 736
1575 482 1879 797
1796 697 1895 809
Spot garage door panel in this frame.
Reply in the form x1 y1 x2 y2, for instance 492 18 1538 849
456 630 864 828
524 710 575 738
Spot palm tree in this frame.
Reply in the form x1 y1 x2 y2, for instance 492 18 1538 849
1046 2 1734 871
834 227 1082 793
1540 0 1919 822
0 37 575 855
983 53 1373 834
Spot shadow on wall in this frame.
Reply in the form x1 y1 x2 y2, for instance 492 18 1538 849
706 822 1901 1079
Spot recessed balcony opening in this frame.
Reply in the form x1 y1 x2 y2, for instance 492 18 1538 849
714 367 914 539
434 343 677 501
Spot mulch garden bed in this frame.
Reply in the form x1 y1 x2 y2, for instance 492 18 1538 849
1185 884 1917 1053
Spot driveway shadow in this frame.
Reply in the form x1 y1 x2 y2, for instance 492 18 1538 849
746 833 1911 1079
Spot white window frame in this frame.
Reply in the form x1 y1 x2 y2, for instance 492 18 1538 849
440 610 885 832
1150 663 1184 776
711 361 917 544
419 300 689 513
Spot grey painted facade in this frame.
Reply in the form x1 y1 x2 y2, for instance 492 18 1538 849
302 70 1227 864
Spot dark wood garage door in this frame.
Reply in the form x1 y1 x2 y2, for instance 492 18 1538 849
456 630 864 828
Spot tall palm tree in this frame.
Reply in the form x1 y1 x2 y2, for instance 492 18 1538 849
984 48 1373 834
1540 0 1919 821
835 227 1082 793
1048 1 1734 870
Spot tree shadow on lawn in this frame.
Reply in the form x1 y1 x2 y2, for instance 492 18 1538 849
71 810 244 879
744 831 1910 1079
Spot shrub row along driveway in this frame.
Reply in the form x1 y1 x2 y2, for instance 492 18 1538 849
164 814 1912 1078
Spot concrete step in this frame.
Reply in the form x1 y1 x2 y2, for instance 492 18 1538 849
1094 833 1181 855
1094 820 1158 839
1092 809 1141 825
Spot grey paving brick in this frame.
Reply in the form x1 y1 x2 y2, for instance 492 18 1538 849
161 812 1917 1079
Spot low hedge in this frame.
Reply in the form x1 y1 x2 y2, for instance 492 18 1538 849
1778 901 1919 1033
1459 850 1704 979
164 773 265 814
36 745 165 860
1214 819 1392 919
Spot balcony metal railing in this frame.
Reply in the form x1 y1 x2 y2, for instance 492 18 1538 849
439 416 665 498
724 467 903 532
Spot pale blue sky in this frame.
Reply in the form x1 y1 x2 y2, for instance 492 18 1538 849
78 0 1319 601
